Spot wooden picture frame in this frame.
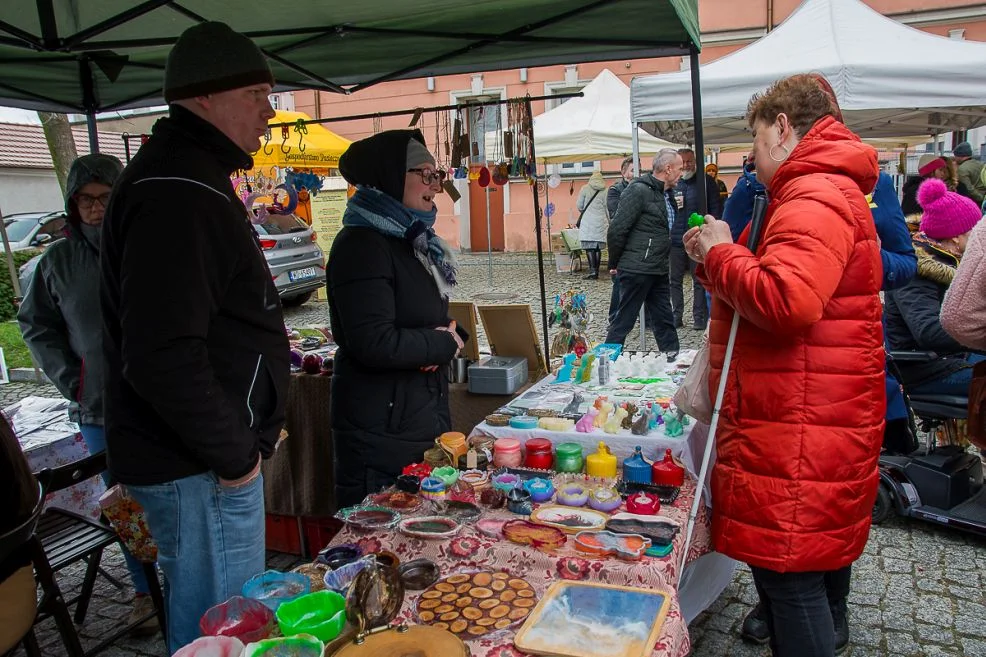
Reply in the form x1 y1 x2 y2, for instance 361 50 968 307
447 301 481 362
477 303 545 378
513 580 673 657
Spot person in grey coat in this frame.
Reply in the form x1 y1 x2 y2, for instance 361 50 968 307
604 148 683 358
17 154 157 632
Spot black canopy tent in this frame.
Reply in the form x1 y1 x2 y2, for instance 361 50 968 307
0 0 709 361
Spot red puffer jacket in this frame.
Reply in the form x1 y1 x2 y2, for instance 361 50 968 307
697 116 885 573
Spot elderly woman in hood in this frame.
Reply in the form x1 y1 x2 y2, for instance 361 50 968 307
885 177 985 396
328 129 464 506
16 153 158 631
577 169 609 279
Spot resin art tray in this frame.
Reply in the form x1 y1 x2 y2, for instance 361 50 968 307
529 505 609 534
399 516 461 539
606 513 680 547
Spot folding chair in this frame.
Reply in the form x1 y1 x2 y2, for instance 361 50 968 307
26 451 166 657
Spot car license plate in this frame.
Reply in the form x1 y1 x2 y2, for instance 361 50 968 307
288 267 318 282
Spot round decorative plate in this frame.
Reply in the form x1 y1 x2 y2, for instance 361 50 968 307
399 516 461 539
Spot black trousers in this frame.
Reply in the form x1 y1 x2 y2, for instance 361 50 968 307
669 245 708 327
604 272 679 352
608 271 621 326
750 565 851 657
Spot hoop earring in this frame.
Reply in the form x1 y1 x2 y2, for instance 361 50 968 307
769 144 789 163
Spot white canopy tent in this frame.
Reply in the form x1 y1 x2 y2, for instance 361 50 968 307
534 68 675 163
630 0 986 145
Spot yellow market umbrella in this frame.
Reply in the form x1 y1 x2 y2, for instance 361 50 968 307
251 110 350 170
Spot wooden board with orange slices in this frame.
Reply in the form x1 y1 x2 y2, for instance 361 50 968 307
414 570 539 639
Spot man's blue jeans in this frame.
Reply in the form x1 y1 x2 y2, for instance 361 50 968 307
128 471 265 654
78 424 150 595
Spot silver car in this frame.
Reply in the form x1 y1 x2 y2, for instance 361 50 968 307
255 212 324 306
2 211 67 251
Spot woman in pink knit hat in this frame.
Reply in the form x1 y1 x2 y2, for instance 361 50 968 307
885 177 985 397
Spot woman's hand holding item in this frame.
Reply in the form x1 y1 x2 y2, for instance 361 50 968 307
683 215 733 264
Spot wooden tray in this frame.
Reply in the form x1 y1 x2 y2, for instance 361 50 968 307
513 580 672 657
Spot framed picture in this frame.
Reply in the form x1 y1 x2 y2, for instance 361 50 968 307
514 580 672 657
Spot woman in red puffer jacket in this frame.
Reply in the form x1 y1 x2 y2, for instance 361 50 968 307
683 74 885 657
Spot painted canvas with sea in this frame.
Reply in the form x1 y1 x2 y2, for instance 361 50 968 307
515 581 670 657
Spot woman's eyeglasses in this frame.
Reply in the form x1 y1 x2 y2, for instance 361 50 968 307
407 168 447 185
76 193 111 210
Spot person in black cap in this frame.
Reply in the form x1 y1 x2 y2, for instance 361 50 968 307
100 22 289 653
328 129 464 507
953 141 985 206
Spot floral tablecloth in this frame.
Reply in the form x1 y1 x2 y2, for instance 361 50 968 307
327 476 711 657
9 396 104 519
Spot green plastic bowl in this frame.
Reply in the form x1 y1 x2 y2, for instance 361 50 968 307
275 590 346 642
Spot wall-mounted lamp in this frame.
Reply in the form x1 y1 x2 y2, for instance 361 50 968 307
426 76 435 91
519 68 528 83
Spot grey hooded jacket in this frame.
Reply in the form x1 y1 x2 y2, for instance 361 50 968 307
17 154 122 426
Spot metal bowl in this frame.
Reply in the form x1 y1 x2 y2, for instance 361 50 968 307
397 558 440 591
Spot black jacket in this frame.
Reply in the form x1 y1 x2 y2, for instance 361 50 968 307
606 173 675 275
606 179 630 219
671 173 722 246
885 239 971 387
101 106 290 485
328 226 458 507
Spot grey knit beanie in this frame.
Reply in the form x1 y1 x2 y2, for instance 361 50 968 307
406 139 436 169
954 141 974 158
164 22 274 103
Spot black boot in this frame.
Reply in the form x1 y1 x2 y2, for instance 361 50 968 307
832 601 849 655
584 249 599 279
740 603 770 645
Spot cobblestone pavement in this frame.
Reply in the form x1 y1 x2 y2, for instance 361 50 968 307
6 253 986 657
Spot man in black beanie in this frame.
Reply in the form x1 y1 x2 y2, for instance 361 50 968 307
100 21 289 653
953 141 986 206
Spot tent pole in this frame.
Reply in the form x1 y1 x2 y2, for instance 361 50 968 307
86 111 99 152
525 96 551 373
689 47 707 216
485 187 493 288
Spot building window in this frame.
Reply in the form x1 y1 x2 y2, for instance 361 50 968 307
453 93 505 164
269 94 280 110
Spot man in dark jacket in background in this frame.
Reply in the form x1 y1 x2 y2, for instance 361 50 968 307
670 148 721 330
605 148 682 358
100 22 289 654
606 156 636 326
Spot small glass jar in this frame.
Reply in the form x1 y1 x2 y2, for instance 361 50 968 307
493 438 522 468
524 438 554 470
423 439 452 469
555 443 584 473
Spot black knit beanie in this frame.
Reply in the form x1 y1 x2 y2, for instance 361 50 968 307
164 22 274 103
339 130 430 202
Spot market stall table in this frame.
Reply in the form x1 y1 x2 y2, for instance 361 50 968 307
323 476 711 657
9 396 103 519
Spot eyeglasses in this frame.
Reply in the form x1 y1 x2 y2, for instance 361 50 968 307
407 168 447 185
76 193 111 210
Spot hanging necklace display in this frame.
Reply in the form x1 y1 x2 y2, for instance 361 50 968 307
437 111 462 202
492 102 510 186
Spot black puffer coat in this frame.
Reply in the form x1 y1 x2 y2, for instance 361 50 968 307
885 235 971 386
606 173 675 275
329 130 458 507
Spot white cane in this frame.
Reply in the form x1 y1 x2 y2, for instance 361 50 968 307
679 193 769 573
